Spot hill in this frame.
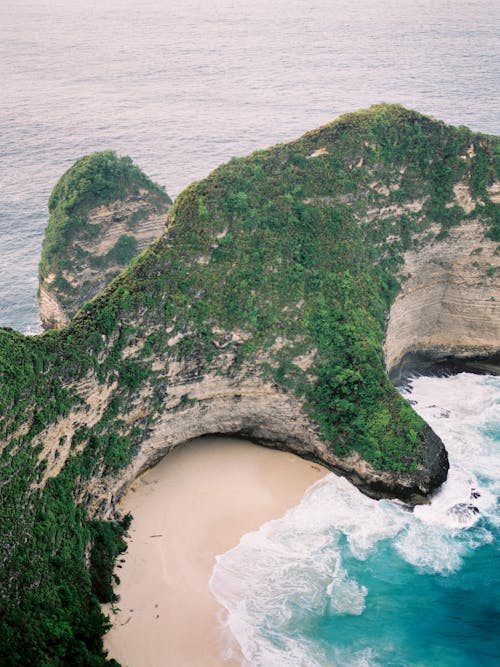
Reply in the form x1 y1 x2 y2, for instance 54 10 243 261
0 104 499 664
38 151 171 328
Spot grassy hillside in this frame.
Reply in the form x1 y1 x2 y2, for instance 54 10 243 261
0 105 498 664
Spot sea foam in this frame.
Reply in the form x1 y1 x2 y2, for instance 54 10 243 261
210 373 500 666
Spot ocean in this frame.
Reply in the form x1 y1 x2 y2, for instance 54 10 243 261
1 0 499 332
1 1 499 665
210 373 500 666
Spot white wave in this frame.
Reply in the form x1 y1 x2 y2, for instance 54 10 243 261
210 474 408 665
330 647 381 667
394 373 500 574
326 560 367 616
402 373 500 528
211 373 500 664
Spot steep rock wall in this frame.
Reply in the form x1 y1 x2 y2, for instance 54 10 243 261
39 191 170 329
33 336 446 519
385 220 500 379
38 281 70 329
38 152 171 329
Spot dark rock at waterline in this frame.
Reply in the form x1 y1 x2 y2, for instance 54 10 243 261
448 503 480 523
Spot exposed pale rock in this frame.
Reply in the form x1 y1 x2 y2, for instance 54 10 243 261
447 180 475 214
486 181 500 204
35 373 118 487
39 188 171 329
38 284 69 329
293 349 317 371
385 220 500 377
369 181 400 195
167 331 185 347
361 198 426 223
308 147 329 158
121 337 147 359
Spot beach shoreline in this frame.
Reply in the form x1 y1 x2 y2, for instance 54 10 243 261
103 436 328 666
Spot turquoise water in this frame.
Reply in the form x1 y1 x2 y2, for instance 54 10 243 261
210 373 500 666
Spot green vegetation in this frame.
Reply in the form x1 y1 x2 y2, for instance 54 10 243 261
0 105 498 664
0 452 124 666
38 151 171 324
89 514 131 603
39 151 168 281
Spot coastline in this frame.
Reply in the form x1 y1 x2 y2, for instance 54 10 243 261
103 436 328 666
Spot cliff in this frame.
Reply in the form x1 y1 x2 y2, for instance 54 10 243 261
38 151 171 329
385 218 500 380
0 105 499 665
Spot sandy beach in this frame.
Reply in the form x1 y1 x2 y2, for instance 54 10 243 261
103 436 328 667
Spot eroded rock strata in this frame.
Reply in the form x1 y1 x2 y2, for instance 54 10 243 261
38 151 171 329
385 218 500 381
1 105 499 664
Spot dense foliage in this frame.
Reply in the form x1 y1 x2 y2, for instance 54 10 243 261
39 151 168 281
0 105 498 664
38 151 171 325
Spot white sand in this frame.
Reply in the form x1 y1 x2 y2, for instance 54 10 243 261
103 436 328 667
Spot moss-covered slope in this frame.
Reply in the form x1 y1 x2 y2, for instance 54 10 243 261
1 105 499 664
38 151 171 329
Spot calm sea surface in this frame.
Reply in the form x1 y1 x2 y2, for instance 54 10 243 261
0 0 498 331
1 2 499 666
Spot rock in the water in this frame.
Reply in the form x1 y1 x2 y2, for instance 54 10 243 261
447 502 480 523
38 151 171 329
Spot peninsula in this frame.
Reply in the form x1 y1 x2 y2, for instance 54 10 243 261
0 104 498 665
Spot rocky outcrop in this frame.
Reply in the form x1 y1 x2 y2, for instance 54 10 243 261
38 153 171 329
385 221 500 381
38 279 69 329
33 107 500 513
11 108 500 513
5 104 500 666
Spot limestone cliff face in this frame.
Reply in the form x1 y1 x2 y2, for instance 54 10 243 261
385 207 500 380
38 152 171 329
38 281 69 329
33 328 446 520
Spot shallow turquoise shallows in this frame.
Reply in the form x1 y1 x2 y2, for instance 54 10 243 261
210 373 500 666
